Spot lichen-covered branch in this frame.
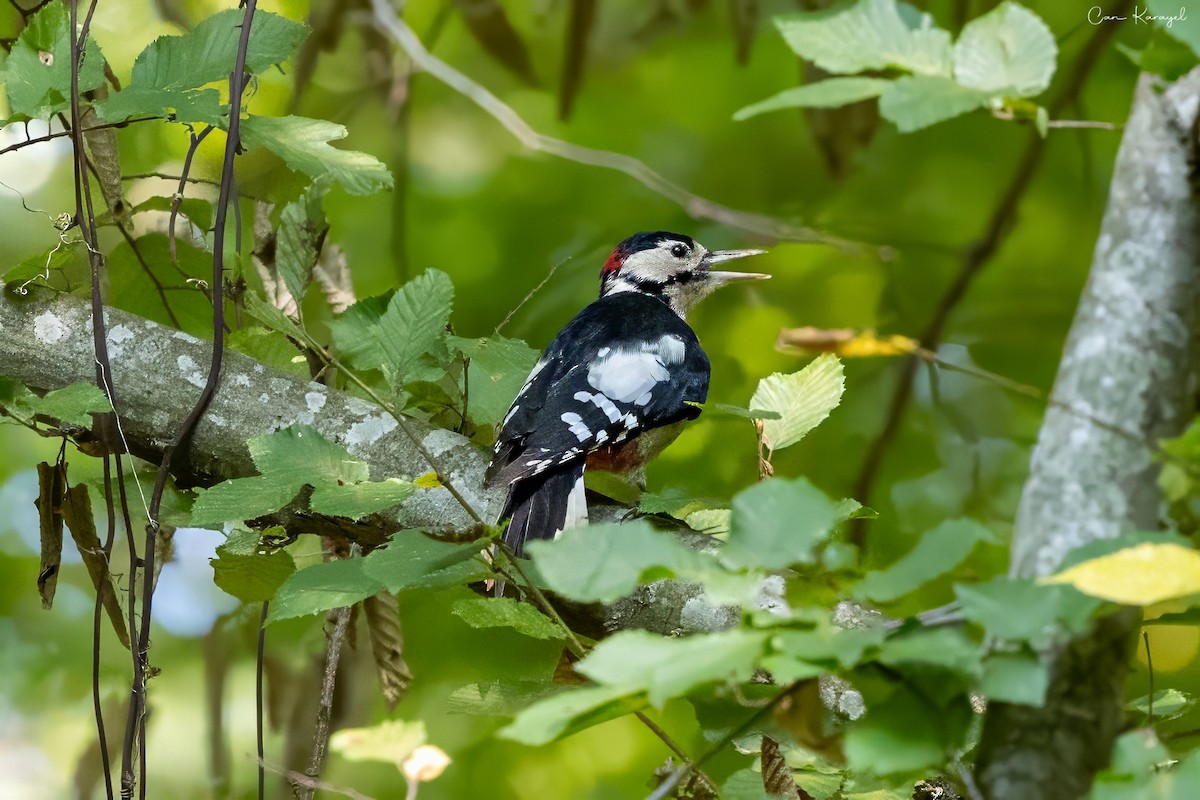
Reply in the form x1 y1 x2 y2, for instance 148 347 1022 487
975 68 1200 799
0 286 501 531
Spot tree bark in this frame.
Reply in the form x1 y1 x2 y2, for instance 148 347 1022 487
975 69 1200 799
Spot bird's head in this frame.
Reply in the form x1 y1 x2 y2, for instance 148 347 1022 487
599 231 768 316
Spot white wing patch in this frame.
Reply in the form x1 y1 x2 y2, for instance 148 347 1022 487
586 335 685 405
573 390 622 423
560 411 592 441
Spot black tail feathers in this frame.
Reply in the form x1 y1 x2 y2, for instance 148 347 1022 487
499 463 587 558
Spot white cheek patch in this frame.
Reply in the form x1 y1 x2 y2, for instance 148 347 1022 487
573 390 622 423
560 411 592 441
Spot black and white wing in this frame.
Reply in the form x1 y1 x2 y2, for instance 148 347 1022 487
485 293 710 487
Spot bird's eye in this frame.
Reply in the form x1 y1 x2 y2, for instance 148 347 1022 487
670 244 688 258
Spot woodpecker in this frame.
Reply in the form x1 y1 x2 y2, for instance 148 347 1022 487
484 231 768 556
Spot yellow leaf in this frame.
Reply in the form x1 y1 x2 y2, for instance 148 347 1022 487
1044 543 1200 606
330 719 426 765
414 472 443 489
777 326 919 358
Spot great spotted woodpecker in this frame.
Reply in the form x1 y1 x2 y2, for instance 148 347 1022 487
484 231 768 556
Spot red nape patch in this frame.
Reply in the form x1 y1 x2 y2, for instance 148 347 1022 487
601 247 625 273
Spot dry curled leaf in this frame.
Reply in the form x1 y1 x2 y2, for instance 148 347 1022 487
761 734 802 798
35 461 67 610
776 326 919 358
364 590 412 710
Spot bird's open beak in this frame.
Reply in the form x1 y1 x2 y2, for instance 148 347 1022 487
700 248 770 284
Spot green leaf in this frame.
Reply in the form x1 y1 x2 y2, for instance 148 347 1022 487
844 685 947 774
878 75 990 132
1148 0 1200 58
750 354 845 453
734 77 894 120
372 270 455 386
451 597 565 641
362 533 489 591
219 528 264 556
3 239 79 289
446 680 558 716
242 290 307 339
772 623 886 670
721 769 774 800
211 547 296 602
130 9 306 90
953 2 1056 97
498 684 646 745
266 557 383 623
241 115 394 196
121 195 215 232
527 520 709 603
955 579 1102 649
328 292 394 369
773 0 953 77
190 476 300 528
577 628 768 706
1045 542 1200 606
308 479 414 520
98 86 224 125
0 4 106 118
275 180 329 306
248 424 368 486
858 518 996 603
876 626 981 673
980 652 1048 706
25 382 112 427
448 335 540 426
724 478 838 570
97 10 305 124
1125 29 1200 82
105 235 218 335
1127 689 1194 722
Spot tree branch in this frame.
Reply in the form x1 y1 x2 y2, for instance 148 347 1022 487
367 0 865 253
974 66 1200 799
0 286 500 526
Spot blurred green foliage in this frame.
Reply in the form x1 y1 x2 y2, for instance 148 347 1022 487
3 0 1200 798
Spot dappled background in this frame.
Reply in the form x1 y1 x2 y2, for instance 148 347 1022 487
2 0 1192 798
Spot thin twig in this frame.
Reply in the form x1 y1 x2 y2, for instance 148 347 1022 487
955 760 985 800
64 1 130 795
298 596 355 799
261 759 377 800
0 117 159 158
368 0 864 252
1144 630 1154 723
493 253 573 334
120 171 222 186
257 601 268 800
847 0 1134 545
170 126 214 263
1047 119 1119 130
